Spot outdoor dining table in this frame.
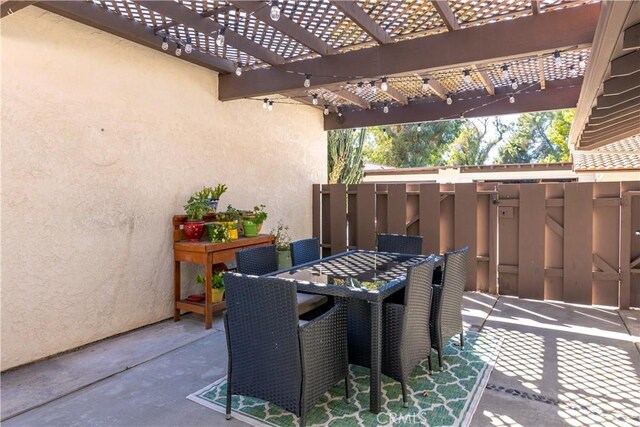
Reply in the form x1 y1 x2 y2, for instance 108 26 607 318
270 249 443 414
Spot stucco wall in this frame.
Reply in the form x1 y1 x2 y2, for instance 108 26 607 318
0 8 327 370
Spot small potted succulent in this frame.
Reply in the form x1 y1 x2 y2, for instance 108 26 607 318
242 204 267 237
183 194 208 241
196 272 225 303
199 184 228 213
271 220 292 270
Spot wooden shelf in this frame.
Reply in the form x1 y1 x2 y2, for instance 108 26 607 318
176 299 226 316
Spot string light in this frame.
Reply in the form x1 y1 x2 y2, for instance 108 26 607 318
417 123 422 131
382 128 387 134
303 74 311 88
370 81 377 94
383 102 389 114
161 36 169 51
356 82 363 95
459 113 464 119
554 49 562 67
216 27 226 47
463 70 472 84
502 65 509 79
511 79 518 90
235 62 243 76
578 55 586 69
338 110 343 118
323 104 330 115
312 94 318 105
270 0 281 21
509 95 515 104
380 77 388 92
263 98 268 109
568 65 577 77
185 36 193 54
422 78 430 93
175 42 182 57
268 100 274 111
446 94 453 105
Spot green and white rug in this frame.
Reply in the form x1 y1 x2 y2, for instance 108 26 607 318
187 332 501 427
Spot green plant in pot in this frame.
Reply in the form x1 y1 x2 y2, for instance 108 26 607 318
271 220 292 270
242 204 267 237
198 184 228 213
183 194 208 241
196 272 225 303
206 221 230 243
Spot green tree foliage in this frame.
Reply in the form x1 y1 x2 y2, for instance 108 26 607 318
496 109 574 164
363 121 462 167
328 129 366 184
444 118 510 166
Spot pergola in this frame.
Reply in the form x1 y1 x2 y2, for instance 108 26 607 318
1 0 636 141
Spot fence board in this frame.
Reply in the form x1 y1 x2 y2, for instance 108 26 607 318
564 183 593 304
477 194 492 293
329 184 347 254
387 184 408 234
419 184 440 256
518 184 546 300
544 184 564 301
376 184 388 235
593 182 622 307
454 183 478 291
498 185 520 296
356 184 376 251
312 184 321 239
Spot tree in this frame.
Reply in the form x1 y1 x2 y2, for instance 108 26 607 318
444 118 509 166
496 110 573 164
363 121 462 167
328 129 366 184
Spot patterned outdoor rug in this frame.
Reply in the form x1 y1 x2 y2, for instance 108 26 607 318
187 332 501 426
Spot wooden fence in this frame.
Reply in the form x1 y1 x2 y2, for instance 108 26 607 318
312 182 640 308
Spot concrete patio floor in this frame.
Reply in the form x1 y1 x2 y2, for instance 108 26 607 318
2 293 639 427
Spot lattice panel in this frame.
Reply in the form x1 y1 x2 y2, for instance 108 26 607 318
356 0 444 37
388 76 441 100
343 82 395 103
542 47 590 81
430 67 487 93
306 89 350 107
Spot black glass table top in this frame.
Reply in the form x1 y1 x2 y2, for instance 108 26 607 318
274 251 425 293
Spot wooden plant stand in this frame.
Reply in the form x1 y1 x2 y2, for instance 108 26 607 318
173 214 274 329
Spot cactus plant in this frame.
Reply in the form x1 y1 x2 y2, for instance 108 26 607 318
328 128 366 184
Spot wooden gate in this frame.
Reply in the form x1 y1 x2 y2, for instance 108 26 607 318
312 181 640 308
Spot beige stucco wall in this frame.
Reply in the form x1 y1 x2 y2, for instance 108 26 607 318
0 8 327 370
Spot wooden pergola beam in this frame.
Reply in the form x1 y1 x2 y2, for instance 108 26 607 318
384 84 409 105
472 64 495 96
431 0 460 31
330 1 393 45
323 78 581 130
326 87 371 110
1 0 36 18
603 72 640 97
424 76 448 100
531 1 541 15
152 7 226 33
37 1 235 73
611 51 640 77
229 1 337 56
219 4 599 100
136 0 286 65
538 56 546 90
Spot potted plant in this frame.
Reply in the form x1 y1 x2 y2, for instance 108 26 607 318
206 222 230 243
242 204 267 237
183 194 208 241
198 184 228 213
196 272 225 303
224 205 242 240
271 221 292 270
253 204 268 233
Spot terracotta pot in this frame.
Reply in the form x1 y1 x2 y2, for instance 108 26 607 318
184 221 205 241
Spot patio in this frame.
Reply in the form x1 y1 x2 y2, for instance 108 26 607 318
2 294 638 426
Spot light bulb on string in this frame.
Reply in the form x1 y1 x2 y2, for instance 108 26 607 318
502 65 509 79
356 82 363 95
446 94 453 105
235 62 243 76
463 70 472 84
268 100 274 111
382 128 387 134
303 74 311 88
312 94 318 105
338 111 343 118
422 78 430 93
175 42 182 57
417 123 422 131
323 104 330 116
380 77 388 92
185 36 193 54
161 36 169 51
568 65 577 77
270 0 281 21
554 49 562 67
216 27 226 47
511 79 518 90
262 98 268 109
459 113 465 119
370 81 377 94
509 95 515 104
383 102 389 114
579 55 586 69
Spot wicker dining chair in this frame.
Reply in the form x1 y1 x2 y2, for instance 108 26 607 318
430 247 469 371
235 244 328 317
290 238 320 266
377 233 423 255
223 273 350 427
347 258 435 408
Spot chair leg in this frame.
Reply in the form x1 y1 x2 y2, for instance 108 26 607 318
460 332 464 349
225 386 232 420
401 381 409 408
438 349 444 371
427 352 433 374
344 375 352 403
299 412 306 427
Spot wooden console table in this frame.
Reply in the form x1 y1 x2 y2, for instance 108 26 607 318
173 214 275 329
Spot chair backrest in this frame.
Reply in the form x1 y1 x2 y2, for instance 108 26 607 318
377 233 423 255
290 237 320 266
401 258 434 363
224 273 302 410
439 247 469 333
235 244 278 276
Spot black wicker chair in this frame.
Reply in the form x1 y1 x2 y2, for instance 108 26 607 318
290 238 320 266
223 273 350 426
430 247 469 371
346 258 435 408
377 233 423 255
235 244 328 316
